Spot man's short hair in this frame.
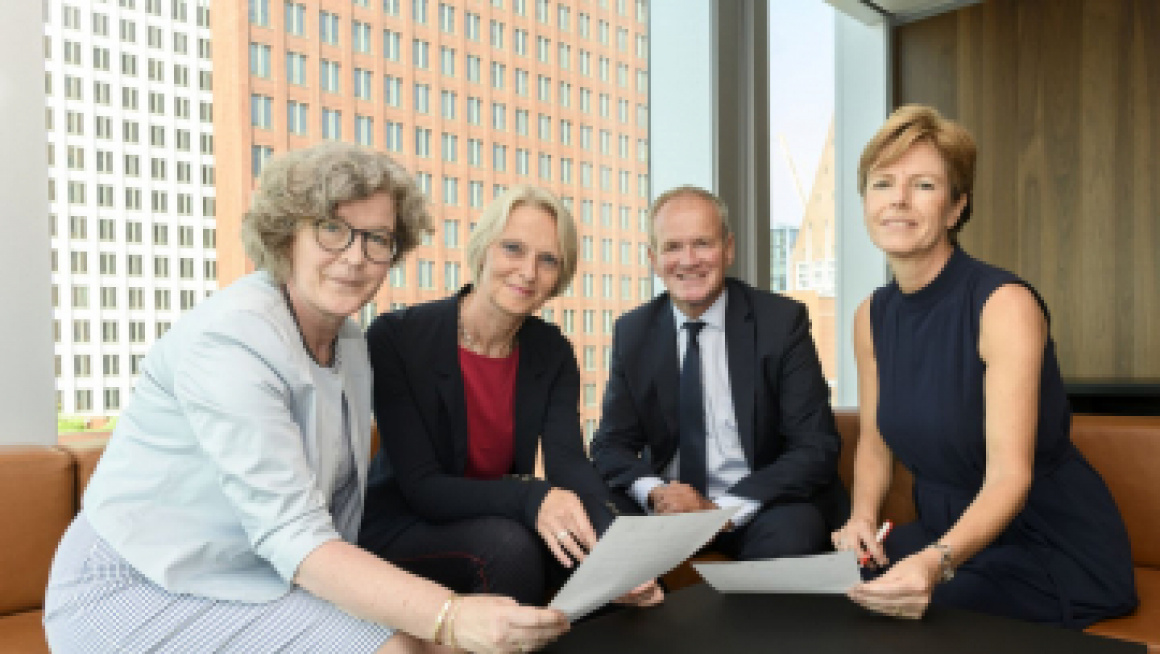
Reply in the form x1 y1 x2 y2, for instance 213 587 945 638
647 186 732 247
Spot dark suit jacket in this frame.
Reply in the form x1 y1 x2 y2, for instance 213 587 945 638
360 287 615 548
590 278 847 528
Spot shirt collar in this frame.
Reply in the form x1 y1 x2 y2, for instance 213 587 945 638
670 285 729 332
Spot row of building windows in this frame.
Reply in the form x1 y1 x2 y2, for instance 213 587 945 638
256 94 645 148
67 388 124 413
543 305 644 335
51 288 212 318
250 39 646 97
251 47 646 115
251 0 647 37
50 29 211 63
579 237 648 265
48 148 215 187
57 1 210 35
51 45 212 90
51 252 217 280
45 79 213 123
51 216 215 246
51 260 216 294
62 319 168 345
253 99 647 159
56 316 181 348
48 113 215 155
254 96 646 157
60 354 148 380
48 182 216 217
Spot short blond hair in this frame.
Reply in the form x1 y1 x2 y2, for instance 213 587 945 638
241 143 432 283
859 104 977 236
647 186 732 247
465 185 578 297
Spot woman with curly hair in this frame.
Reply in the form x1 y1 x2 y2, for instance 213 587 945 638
44 144 570 654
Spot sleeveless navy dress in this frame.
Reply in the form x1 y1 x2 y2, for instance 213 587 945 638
871 247 1137 627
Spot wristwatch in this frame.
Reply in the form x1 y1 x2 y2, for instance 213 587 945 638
927 542 956 582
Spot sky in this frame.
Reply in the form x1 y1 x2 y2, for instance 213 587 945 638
649 0 715 196
769 0 835 228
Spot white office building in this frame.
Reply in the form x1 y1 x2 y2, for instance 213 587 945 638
44 0 216 417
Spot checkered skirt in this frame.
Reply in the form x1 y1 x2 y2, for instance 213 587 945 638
44 514 395 653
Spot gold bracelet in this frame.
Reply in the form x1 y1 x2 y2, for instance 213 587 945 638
442 596 463 649
432 596 457 644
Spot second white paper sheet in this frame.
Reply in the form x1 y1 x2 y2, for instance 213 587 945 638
693 550 862 594
549 507 737 621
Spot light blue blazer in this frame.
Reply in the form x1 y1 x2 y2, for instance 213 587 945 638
82 272 374 603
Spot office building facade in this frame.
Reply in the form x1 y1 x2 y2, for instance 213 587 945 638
45 0 218 417
212 0 652 438
770 225 798 292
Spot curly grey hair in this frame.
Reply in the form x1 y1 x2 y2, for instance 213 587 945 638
241 142 432 283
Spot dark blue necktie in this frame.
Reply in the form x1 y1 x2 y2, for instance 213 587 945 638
679 321 707 493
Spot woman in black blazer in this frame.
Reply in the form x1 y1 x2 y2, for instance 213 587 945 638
360 185 661 608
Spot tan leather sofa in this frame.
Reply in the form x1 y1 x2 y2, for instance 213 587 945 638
3 413 1156 652
0 439 104 654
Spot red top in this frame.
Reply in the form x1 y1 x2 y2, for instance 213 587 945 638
458 346 519 480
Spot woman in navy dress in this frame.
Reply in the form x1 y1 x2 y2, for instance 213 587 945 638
831 105 1137 627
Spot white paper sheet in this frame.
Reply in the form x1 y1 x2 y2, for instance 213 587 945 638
693 550 862 594
548 507 737 620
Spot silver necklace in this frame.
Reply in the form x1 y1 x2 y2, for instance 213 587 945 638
458 319 512 357
457 299 513 357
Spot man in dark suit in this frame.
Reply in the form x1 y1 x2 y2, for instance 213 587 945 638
591 186 847 560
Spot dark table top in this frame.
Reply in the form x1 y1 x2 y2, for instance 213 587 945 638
544 584 1144 654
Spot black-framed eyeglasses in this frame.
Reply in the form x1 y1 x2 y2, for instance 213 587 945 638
311 217 397 264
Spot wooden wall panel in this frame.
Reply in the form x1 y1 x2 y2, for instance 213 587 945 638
894 0 1160 379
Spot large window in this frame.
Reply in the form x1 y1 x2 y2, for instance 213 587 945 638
769 0 837 394
648 0 889 406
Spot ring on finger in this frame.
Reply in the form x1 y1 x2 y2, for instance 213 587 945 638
556 529 570 541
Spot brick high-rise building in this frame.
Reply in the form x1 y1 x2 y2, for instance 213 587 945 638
213 0 652 437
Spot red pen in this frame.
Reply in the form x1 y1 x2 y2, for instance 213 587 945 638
858 520 893 566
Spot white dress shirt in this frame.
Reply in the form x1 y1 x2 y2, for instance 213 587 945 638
628 289 762 526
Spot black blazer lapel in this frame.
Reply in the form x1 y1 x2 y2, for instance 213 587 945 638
432 296 470 473
644 302 680 468
725 281 757 463
512 326 547 475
